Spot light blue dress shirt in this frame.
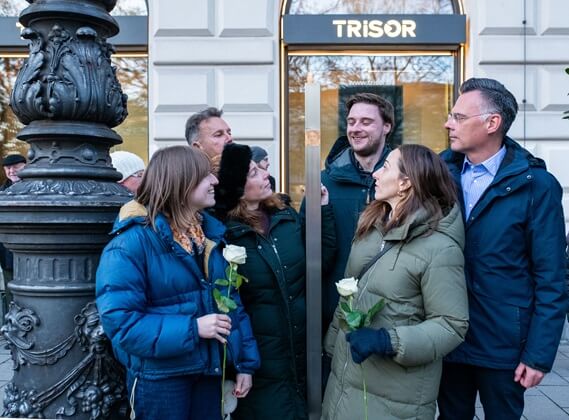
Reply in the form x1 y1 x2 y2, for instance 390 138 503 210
461 146 507 220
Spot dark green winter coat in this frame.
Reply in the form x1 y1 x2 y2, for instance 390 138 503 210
227 204 335 420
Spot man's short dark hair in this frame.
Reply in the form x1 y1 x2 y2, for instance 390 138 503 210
345 93 395 132
459 78 518 137
184 107 224 145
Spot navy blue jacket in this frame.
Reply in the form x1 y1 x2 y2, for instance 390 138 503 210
96 201 260 380
303 136 390 330
442 138 568 372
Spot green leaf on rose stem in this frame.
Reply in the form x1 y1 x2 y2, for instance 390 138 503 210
346 311 364 330
225 266 233 280
364 299 386 327
213 288 227 313
232 274 247 289
214 289 237 313
215 279 230 286
340 302 351 315
220 295 238 312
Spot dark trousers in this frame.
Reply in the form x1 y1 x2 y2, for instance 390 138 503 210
438 362 525 420
127 373 222 420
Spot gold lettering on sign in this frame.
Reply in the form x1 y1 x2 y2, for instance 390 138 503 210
332 19 417 38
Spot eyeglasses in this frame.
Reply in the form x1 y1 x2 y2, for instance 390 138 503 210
447 112 495 123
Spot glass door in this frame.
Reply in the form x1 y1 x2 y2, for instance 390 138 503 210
286 52 456 207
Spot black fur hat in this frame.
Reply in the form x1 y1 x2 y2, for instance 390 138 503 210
214 143 252 220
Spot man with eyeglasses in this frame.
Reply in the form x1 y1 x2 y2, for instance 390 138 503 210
438 78 568 419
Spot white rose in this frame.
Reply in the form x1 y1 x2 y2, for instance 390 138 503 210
335 277 358 297
223 245 247 265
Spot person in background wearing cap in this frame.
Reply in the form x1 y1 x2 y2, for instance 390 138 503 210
185 107 233 175
1 154 27 191
214 143 335 420
110 151 146 194
250 146 276 191
0 153 27 292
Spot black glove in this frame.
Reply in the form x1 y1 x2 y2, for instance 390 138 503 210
345 327 394 364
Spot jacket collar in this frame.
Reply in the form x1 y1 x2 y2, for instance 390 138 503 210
325 136 391 185
441 137 545 226
225 207 295 240
111 200 226 245
382 204 464 248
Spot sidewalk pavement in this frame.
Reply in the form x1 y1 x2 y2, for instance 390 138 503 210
0 337 567 418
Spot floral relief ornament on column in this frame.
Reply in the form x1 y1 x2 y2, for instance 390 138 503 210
11 24 128 127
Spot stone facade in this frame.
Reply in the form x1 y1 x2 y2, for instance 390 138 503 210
148 0 569 224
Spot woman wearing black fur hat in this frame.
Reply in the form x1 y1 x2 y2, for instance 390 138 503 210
214 143 336 420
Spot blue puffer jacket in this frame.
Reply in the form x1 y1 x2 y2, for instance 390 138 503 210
442 137 568 372
96 201 260 380
302 136 390 330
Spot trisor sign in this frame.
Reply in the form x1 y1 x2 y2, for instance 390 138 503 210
283 15 466 45
332 19 416 38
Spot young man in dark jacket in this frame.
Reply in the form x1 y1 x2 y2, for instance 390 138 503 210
438 77 568 419
302 93 394 332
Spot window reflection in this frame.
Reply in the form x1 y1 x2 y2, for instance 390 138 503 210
289 0 454 14
0 0 148 16
0 0 28 16
0 55 148 184
0 57 26 158
110 56 149 163
287 54 454 207
111 0 148 16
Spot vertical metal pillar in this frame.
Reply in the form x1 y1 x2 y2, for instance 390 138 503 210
305 77 322 420
0 1 130 418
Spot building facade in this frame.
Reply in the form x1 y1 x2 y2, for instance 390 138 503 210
148 0 569 223
1 0 568 220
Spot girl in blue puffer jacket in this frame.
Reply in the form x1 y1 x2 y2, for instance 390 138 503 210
96 146 260 419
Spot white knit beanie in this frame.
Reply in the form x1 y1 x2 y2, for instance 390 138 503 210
110 151 145 182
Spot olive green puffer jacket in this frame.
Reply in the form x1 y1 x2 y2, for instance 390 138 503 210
322 204 469 420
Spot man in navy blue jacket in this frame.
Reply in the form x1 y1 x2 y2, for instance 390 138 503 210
438 78 568 419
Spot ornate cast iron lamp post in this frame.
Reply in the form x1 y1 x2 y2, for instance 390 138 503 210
0 0 131 418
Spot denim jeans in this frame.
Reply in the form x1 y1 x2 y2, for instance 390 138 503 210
127 373 222 420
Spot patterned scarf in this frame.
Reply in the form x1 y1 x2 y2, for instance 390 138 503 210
171 221 206 256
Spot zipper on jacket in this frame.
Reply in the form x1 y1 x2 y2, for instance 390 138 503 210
331 345 351 420
267 234 300 386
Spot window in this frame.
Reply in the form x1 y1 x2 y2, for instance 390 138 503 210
287 53 454 205
111 0 148 16
0 0 28 17
0 0 149 183
288 0 455 14
282 0 464 206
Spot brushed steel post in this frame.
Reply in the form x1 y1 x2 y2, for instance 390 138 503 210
305 77 322 420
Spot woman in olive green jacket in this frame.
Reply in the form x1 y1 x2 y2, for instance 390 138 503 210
322 144 469 420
